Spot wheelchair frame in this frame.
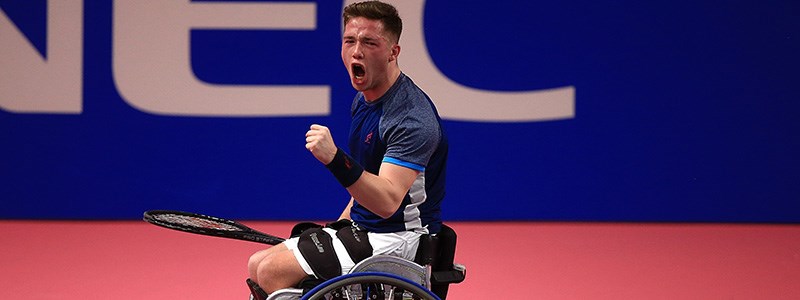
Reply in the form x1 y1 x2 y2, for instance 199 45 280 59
264 224 466 300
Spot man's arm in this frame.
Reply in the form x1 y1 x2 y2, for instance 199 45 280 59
306 124 418 219
345 162 418 219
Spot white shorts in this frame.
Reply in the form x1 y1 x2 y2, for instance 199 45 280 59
284 228 422 277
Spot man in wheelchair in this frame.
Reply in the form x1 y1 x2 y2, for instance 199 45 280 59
247 1 461 299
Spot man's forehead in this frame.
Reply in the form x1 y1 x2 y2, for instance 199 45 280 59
344 17 387 38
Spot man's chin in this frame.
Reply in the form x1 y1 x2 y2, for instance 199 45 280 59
350 79 368 91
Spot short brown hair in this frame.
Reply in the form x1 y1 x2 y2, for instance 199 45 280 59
343 1 403 44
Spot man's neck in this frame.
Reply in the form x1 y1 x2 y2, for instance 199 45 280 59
363 68 402 102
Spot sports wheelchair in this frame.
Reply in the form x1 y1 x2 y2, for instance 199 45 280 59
261 224 466 300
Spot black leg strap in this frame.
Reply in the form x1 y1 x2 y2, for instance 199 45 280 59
335 225 373 264
297 228 342 280
291 222 324 238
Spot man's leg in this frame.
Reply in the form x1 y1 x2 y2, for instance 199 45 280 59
247 248 271 280
249 243 309 294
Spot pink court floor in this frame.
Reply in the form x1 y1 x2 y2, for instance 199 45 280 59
2 221 799 299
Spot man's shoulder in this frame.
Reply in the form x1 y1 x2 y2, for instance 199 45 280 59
384 74 435 114
393 73 427 100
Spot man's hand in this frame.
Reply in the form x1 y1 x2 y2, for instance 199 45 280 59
305 124 338 165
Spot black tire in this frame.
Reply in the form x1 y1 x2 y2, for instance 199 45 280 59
301 272 439 300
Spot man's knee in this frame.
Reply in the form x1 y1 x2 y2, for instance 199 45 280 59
248 246 280 279
255 248 307 294
247 251 264 276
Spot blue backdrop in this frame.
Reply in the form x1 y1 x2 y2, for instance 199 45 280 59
2 0 798 222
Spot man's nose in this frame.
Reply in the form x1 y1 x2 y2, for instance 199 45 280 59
352 43 364 59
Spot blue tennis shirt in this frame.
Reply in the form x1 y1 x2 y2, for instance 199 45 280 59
348 73 448 235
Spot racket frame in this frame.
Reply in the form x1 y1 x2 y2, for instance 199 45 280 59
143 210 285 245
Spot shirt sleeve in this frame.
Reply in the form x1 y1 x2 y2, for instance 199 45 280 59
381 105 441 171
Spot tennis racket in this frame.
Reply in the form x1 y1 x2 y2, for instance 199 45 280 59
143 210 286 245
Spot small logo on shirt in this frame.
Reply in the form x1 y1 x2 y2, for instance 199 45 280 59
364 132 374 144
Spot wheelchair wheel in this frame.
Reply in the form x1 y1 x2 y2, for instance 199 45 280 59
300 272 440 300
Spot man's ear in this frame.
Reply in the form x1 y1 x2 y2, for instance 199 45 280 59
389 44 401 62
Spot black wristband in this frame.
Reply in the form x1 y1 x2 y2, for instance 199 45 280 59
325 148 364 187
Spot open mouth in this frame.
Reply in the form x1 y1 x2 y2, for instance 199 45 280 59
351 63 365 79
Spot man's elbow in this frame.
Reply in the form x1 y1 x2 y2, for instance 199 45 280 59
373 200 403 219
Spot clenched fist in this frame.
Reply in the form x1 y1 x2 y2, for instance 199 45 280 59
305 124 338 165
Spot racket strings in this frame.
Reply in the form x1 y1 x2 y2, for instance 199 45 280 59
156 214 241 231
